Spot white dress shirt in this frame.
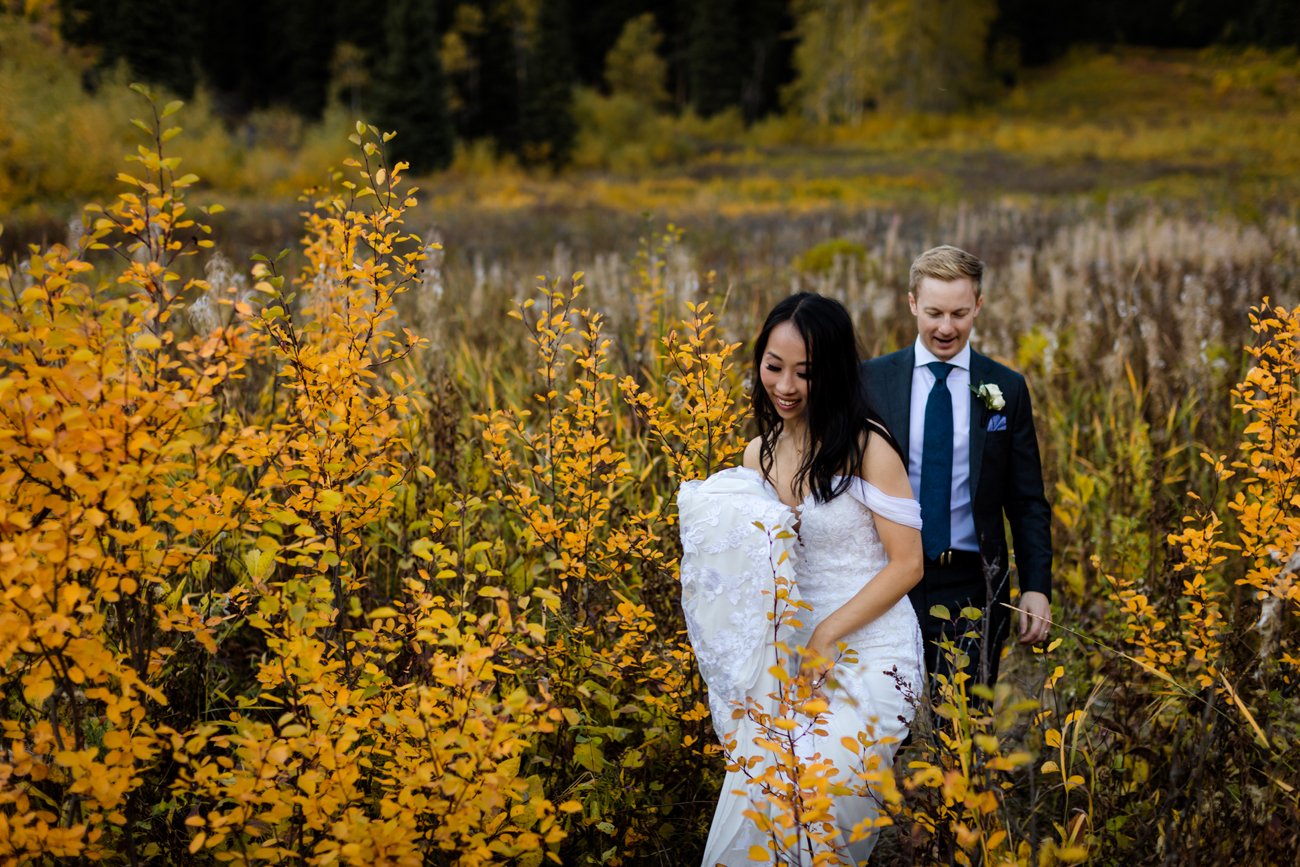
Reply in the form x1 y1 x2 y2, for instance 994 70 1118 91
909 338 978 552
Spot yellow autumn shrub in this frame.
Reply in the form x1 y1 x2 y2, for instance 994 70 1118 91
0 96 564 864
467 262 749 860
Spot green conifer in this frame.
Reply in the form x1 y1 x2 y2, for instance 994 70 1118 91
519 0 578 167
688 0 742 117
373 0 455 173
60 0 199 97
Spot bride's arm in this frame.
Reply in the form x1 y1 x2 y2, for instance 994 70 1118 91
806 433 924 665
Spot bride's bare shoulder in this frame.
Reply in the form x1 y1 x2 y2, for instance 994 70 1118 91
742 437 762 470
859 429 912 499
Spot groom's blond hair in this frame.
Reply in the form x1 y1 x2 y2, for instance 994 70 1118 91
909 245 984 298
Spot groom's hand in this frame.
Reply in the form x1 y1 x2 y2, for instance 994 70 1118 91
1017 591 1051 645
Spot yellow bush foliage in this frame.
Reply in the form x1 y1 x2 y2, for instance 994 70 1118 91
0 17 352 214
0 100 565 864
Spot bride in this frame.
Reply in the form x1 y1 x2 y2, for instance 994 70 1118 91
679 292 925 865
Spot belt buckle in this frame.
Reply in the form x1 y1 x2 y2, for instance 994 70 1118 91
941 550 952 566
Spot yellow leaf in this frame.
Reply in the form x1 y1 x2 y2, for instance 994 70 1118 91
243 548 276 581
748 844 769 861
135 332 162 351
574 741 605 773
23 675 54 705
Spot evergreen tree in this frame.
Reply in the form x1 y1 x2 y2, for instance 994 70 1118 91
649 0 691 109
438 0 520 148
688 0 741 116
116 0 200 97
736 0 792 121
57 0 108 53
332 0 389 119
989 0 1067 67
334 0 388 60
373 0 455 173
1226 0 1300 46
284 0 336 118
569 0 650 87
519 0 578 167
195 0 271 113
473 0 522 149
60 0 200 97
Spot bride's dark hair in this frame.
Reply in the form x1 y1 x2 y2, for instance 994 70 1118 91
751 292 894 503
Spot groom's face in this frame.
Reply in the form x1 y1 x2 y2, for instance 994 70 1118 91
909 276 982 362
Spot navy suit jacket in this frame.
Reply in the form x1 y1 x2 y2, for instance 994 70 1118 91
861 346 1052 601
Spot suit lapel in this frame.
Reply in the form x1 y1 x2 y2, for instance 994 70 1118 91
968 350 989 497
889 347 915 462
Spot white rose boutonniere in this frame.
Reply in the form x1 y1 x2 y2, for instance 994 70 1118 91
972 382 1005 411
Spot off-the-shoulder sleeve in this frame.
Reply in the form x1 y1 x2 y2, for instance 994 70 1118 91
677 467 799 742
842 476 922 529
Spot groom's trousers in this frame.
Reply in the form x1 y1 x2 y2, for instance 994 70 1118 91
909 549 1012 690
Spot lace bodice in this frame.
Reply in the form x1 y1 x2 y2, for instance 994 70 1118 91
795 488 888 596
792 486 920 652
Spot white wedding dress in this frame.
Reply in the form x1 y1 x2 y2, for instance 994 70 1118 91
679 466 924 866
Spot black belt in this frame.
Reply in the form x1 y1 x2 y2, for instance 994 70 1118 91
925 549 982 569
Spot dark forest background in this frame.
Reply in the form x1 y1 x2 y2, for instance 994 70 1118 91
56 0 1300 172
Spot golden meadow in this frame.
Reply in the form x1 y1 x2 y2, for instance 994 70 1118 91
3 51 1300 867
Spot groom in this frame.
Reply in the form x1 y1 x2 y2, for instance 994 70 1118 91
863 245 1052 687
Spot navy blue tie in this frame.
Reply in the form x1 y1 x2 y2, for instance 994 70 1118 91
920 362 954 560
